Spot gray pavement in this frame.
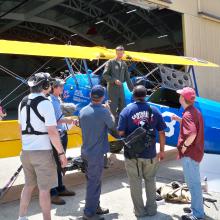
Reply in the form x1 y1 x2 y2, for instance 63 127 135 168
0 158 219 220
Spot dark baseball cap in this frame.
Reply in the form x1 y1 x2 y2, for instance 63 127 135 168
91 85 105 99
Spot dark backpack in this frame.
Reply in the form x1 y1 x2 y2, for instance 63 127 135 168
123 107 156 159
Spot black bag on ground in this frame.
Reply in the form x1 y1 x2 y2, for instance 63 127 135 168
123 107 155 159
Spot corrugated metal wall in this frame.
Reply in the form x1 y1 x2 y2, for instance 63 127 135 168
147 0 220 101
183 14 220 101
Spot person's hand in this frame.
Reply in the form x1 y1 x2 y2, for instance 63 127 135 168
157 151 165 161
73 119 79 127
65 117 74 125
115 79 122 86
181 146 187 154
171 114 181 122
59 154 68 168
103 100 111 110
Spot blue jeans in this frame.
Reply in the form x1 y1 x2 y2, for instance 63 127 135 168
51 132 68 196
181 157 204 219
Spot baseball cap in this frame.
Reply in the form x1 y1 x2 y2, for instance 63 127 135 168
177 87 196 102
116 45 124 51
27 72 52 87
52 78 65 87
91 85 105 99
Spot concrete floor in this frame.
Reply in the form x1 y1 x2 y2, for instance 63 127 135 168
0 154 219 220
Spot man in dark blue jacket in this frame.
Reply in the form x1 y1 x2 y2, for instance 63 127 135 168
118 85 167 218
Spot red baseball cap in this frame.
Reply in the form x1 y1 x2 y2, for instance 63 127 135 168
177 87 196 102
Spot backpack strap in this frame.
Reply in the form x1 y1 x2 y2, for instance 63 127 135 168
20 95 29 111
30 96 47 122
20 95 48 135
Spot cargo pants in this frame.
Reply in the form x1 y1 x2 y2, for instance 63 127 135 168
125 157 159 217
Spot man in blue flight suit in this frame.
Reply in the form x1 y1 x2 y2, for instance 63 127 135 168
79 85 115 220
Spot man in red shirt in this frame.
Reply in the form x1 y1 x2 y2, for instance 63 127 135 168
172 87 204 220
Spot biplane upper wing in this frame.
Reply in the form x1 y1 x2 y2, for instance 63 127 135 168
0 40 218 67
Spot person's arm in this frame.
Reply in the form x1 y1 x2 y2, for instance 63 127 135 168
171 114 182 123
40 101 67 167
117 110 127 137
47 126 67 168
47 126 64 154
58 117 76 125
102 102 115 129
103 60 116 83
155 109 167 161
158 131 166 161
124 64 134 91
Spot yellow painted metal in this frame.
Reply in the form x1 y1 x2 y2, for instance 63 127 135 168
0 120 21 158
0 119 116 158
0 40 218 67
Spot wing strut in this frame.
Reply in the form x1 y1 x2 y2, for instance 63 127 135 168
188 65 199 96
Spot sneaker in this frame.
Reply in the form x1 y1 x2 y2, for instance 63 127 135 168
58 188 76 197
96 206 109 215
83 214 105 220
183 207 192 214
156 199 165 206
181 215 203 220
51 196 66 205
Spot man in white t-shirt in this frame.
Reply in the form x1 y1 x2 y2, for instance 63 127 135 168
18 72 67 220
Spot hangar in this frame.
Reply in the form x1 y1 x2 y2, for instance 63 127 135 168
0 0 219 118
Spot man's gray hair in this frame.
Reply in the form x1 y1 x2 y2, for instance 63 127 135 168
30 85 43 93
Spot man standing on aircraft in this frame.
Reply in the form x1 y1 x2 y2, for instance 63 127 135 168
18 72 67 220
117 85 166 218
172 87 204 220
79 85 115 220
103 45 134 121
49 78 76 205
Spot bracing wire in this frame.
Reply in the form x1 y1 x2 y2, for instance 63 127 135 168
3 89 29 108
0 57 55 105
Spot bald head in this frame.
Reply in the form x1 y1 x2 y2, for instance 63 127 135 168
133 85 147 101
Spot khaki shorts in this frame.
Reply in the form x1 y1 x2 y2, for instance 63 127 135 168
20 150 57 190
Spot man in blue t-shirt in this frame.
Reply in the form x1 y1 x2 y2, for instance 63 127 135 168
118 85 167 218
79 85 115 220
